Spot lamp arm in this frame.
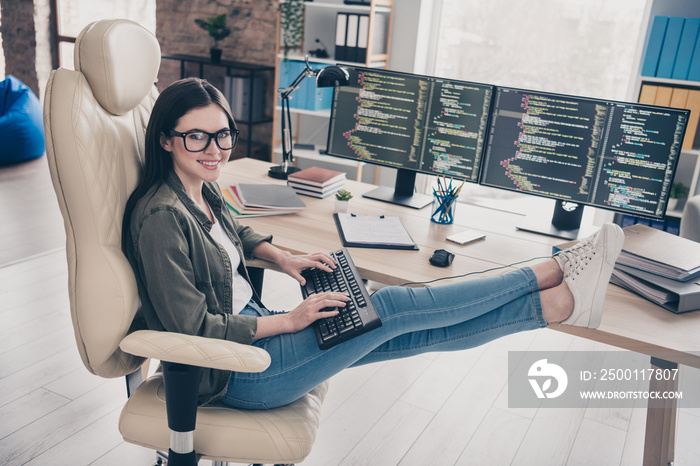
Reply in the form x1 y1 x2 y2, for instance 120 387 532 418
279 57 319 168
281 94 293 168
272 57 348 180
280 58 318 99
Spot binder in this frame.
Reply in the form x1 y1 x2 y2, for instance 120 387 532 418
639 84 700 151
683 90 700 150
335 13 348 61
611 264 700 314
688 26 700 81
225 76 264 123
617 224 700 281
641 16 668 77
370 10 390 57
672 18 700 80
356 14 369 63
345 14 359 62
656 17 685 78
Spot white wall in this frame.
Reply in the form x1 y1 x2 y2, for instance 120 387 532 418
387 0 440 75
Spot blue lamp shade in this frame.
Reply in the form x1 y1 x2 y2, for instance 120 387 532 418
0 75 45 165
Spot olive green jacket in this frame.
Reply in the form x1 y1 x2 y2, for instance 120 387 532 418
125 172 272 405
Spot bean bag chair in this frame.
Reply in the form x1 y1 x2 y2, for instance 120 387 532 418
0 75 45 165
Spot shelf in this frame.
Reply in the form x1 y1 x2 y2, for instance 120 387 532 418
237 117 274 125
273 145 363 168
275 106 331 118
161 53 275 73
277 54 388 68
641 76 700 87
303 1 392 14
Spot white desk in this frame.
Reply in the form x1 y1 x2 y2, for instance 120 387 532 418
222 158 700 465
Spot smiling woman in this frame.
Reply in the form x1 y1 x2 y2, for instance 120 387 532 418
120 76 626 411
161 104 235 205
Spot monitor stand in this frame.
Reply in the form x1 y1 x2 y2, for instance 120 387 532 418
516 201 584 241
362 168 432 209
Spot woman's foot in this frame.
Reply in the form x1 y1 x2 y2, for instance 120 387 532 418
553 223 625 328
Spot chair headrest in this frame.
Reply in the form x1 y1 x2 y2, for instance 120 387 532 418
75 19 160 116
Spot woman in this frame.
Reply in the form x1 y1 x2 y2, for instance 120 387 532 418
123 77 624 408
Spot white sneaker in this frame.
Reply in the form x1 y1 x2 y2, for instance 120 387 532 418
553 223 624 328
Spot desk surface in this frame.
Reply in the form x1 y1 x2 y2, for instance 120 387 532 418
221 158 700 369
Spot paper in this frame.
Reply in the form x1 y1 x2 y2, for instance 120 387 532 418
335 213 416 248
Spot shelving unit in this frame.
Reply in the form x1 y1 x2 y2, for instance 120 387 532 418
287 0 393 68
629 3 700 221
271 0 394 180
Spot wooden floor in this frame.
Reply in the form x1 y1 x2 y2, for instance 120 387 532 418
1 157 700 465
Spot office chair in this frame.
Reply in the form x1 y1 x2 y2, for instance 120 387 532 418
679 195 700 243
43 19 327 465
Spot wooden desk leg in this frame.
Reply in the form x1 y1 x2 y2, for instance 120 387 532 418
643 357 678 466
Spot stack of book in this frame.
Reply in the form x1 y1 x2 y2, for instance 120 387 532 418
610 224 700 314
287 166 346 198
222 183 306 217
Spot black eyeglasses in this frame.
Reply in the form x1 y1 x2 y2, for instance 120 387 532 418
168 128 240 152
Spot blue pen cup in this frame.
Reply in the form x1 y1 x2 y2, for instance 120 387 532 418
431 193 458 224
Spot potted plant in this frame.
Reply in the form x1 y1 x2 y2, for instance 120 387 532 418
668 182 690 211
279 0 305 59
194 13 231 63
335 189 353 213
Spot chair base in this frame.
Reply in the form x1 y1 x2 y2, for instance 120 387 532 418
154 454 294 466
120 373 328 464
153 451 295 465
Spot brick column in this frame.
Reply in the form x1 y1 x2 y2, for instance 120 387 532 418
0 0 39 96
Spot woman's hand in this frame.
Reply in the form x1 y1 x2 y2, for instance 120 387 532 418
277 251 337 285
252 242 337 285
254 291 349 339
285 291 349 334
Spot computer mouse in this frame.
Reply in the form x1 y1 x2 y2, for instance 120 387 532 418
429 249 454 267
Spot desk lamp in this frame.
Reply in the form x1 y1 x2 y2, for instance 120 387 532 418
268 57 350 179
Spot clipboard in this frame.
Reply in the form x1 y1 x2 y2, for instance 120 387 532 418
333 213 419 250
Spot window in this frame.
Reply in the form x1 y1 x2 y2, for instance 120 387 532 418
434 0 646 101
52 0 156 69
429 0 648 217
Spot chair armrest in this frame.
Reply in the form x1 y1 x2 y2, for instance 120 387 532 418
120 330 271 373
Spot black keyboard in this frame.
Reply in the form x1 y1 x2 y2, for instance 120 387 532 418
301 248 382 350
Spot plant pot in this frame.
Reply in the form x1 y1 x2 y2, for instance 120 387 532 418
335 199 350 213
210 48 222 63
667 198 679 212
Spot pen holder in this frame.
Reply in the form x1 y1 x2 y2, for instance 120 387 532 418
431 193 457 224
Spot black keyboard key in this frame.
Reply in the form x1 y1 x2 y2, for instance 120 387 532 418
300 248 382 349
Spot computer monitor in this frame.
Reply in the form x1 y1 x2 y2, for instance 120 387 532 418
326 66 494 208
480 87 690 239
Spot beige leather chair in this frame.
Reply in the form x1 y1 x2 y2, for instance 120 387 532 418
43 19 327 465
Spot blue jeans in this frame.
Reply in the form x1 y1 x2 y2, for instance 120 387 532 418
220 267 547 409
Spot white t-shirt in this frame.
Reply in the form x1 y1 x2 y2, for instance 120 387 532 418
208 218 254 314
